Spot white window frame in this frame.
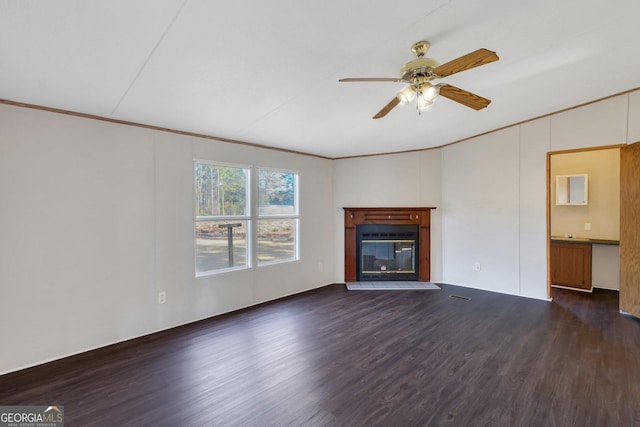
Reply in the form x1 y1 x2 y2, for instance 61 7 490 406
256 167 300 267
194 160 251 276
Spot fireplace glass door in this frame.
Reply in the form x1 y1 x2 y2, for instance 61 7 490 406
361 240 415 275
356 224 419 281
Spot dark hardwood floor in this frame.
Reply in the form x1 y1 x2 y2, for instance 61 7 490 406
2 284 640 426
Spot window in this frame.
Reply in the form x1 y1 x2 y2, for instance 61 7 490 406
257 168 299 265
195 162 250 275
194 163 299 275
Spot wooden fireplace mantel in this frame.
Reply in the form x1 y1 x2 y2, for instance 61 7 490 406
343 207 436 282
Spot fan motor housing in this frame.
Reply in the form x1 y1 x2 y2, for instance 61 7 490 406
401 57 440 82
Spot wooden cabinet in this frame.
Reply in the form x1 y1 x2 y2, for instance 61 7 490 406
550 240 592 290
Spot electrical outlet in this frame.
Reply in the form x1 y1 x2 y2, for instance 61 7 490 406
158 291 166 304
585 222 591 231
474 262 482 271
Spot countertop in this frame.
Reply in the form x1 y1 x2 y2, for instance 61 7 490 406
550 236 620 245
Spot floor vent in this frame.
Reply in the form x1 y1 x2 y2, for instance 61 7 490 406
450 295 471 301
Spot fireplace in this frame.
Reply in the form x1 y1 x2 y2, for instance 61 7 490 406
343 207 435 282
356 224 419 281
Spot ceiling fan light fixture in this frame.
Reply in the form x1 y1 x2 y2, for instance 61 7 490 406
339 41 499 119
421 83 440 101
397 85 416 104
417 95 434 111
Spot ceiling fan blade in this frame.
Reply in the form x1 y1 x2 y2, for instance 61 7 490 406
433 48 499 78
439 84 491 110
373 97 401 119
339 77 403 82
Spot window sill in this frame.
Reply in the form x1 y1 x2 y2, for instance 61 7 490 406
195 265 250 278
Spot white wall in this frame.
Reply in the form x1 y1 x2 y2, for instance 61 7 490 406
0 104 335 374
442 127 524 296
518 119 551 298
3 90 639 375
550 95 628 150
627 91 640 143
333 92 636 301
440 94 630 300
332 150 443 282
592 244 620 290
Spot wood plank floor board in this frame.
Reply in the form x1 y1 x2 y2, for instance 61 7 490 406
2 284 640 426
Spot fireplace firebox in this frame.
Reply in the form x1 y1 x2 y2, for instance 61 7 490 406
343 207 435 282
356 224 419 281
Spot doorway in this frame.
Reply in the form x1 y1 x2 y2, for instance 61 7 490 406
546 145 622 299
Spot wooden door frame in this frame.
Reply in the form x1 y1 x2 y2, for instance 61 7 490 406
545 144 624 299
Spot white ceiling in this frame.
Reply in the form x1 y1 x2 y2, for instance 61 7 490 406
2 0 640 158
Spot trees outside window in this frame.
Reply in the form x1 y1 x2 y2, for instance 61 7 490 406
257 169 299 265
195 162 250 275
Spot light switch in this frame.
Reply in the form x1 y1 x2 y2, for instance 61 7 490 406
585 222 591 231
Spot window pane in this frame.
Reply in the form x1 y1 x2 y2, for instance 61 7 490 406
258 169 296 216
196 163 249 217
258 219 297 264
196 220 249 273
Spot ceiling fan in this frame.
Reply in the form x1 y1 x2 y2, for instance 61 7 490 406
339 41 499 119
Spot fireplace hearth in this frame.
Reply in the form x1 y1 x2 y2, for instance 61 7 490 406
343 207 436 282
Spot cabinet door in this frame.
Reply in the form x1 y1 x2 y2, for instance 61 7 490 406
551 242 592 290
